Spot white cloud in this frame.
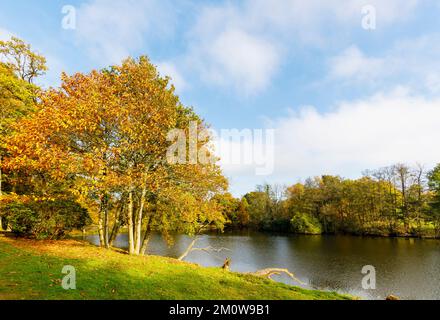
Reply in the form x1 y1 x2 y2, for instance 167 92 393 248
75 0 175 65
188 28 280 95
184 3 283 95
68 0 423 95
426 74 440 94
155 61 187 93
221 90 440 195
184 0 421 95
392 34 440 94
272 90 440 178
328 34 440 94
244 0 419 35
329 45 384 82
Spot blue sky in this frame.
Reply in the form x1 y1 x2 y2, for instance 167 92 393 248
1 0 440 195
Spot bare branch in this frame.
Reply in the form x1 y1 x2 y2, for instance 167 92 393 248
252 268 306 286
178 236 230 261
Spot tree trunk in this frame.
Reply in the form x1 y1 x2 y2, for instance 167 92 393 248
97 211 105 247
109 209 123 247
134 186 147 254
104 195 110 248
127 190 135 255
109 196 127 247
178 237 198 261
140 230 151 256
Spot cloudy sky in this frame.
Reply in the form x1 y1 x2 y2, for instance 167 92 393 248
1 0 440 195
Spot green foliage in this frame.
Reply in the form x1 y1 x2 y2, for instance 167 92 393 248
243 191 268 223
290 212 322 235
212 193 250 228
0 62 37 148
2 201 36 235
236 197 250 227
428 164 440 193
3 198 91 239
0 37 42 145
0 36 47 83
427 164 440 235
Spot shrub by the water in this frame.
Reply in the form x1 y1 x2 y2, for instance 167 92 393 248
2 197 90 239
290 212 323 235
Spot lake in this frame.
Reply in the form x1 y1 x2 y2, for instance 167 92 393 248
81 230 440 300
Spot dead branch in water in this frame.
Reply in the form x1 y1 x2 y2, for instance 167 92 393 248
252 268 306 286
191 246 231 254
178 236 231 261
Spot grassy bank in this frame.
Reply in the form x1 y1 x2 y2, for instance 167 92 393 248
0 234 350 300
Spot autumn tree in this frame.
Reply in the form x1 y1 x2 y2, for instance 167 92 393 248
0 37 47 84
5 56 227 253
0 37 46 230
212 192 239 225
236 197 250 227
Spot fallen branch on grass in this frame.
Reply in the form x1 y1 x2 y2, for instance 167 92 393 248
252 268 307 286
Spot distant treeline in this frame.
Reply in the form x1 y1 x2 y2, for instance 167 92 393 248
219 164 440 238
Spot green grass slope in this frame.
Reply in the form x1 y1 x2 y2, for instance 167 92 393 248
0 235 351 300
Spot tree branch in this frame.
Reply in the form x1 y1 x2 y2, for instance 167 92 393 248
178 236 230 261
252 268 306 286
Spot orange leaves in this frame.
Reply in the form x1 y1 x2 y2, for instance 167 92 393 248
4 55 229 238
0 193 56 206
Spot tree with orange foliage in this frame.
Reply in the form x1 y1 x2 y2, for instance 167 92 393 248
5 56 227 254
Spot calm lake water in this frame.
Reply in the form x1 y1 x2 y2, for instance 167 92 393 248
81 230 440 300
